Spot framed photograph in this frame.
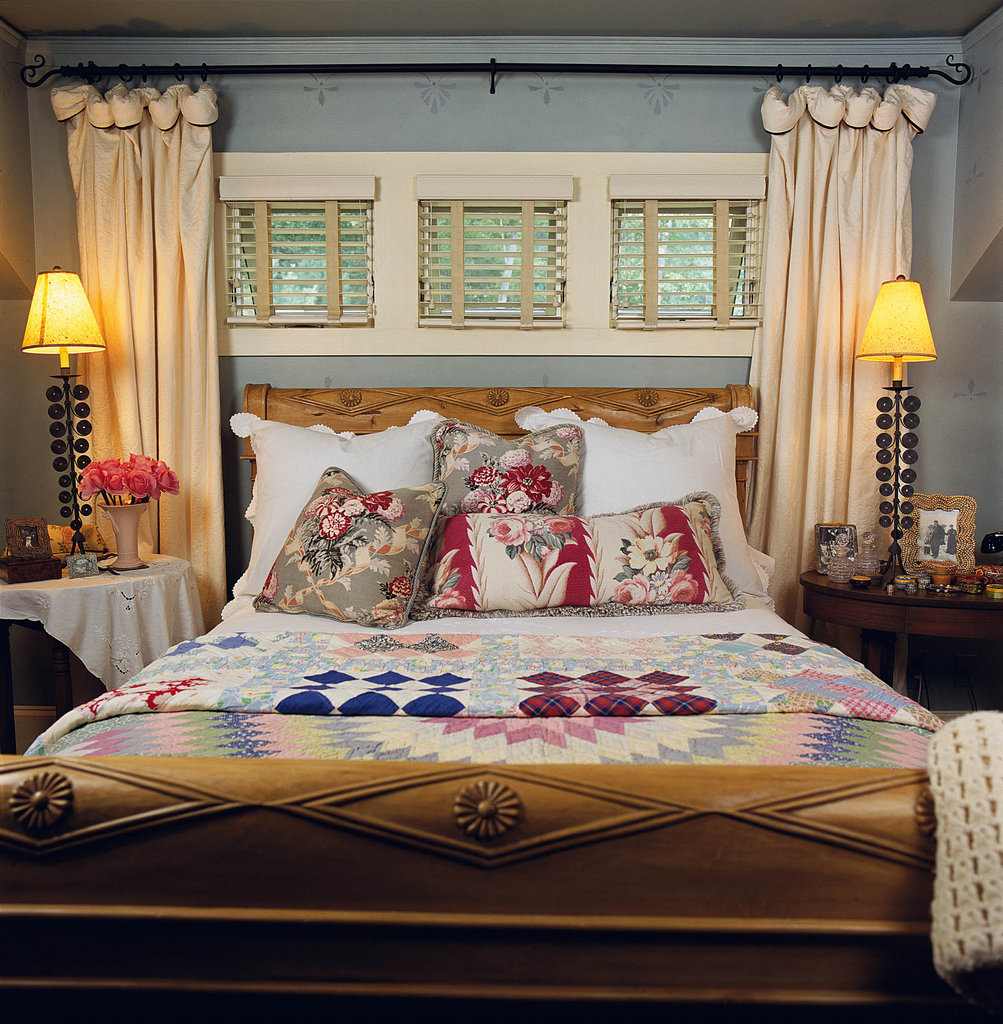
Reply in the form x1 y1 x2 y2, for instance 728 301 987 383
67 552 101 578
814 522 858 575
4 517 53 560
903 494 978 574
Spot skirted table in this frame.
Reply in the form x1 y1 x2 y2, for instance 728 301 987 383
0 555 204 754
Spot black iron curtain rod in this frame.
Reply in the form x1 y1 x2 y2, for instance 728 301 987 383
20 54 973 89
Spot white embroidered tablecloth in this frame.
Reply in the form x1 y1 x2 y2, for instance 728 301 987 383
0 555 204 688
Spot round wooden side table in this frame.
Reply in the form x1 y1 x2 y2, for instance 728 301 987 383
800 570 1003 687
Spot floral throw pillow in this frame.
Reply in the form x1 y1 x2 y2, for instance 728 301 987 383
430 420 583 517
421 492 741 617
254 467 446 628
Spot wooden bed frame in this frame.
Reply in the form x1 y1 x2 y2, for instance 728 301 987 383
0 385 962 1015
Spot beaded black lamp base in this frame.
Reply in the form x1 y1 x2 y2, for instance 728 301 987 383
47 375 94 555
873 381 920 579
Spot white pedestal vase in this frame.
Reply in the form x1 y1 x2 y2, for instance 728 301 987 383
98 502 151 570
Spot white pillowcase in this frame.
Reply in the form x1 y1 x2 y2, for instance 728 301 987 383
514 406 768 605
228 410 444 606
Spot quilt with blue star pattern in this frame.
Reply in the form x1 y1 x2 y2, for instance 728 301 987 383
27 630 940 757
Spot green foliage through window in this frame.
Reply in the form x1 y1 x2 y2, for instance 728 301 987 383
226 200 374 325
611 199 761 327
419 200 566 327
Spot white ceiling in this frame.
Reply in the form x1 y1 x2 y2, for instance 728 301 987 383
0 0 999 40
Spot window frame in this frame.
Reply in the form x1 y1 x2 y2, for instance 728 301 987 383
608 173 764 332
220 175 376 328
417 198 568 329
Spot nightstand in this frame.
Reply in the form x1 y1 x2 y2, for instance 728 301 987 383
0 555 204 754
800 570 1003 690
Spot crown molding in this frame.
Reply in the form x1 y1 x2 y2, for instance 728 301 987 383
28 33 964 69
0 16 24 49
962 5 1003 49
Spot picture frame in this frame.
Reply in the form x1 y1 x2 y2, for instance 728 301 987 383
67 552 101 578
903 494 978 574
4 517 53 560
814 522 858 575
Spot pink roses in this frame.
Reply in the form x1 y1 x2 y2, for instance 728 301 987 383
79 455 180 505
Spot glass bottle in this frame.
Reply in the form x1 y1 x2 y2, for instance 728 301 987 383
855 529 882 582
827 543 855 584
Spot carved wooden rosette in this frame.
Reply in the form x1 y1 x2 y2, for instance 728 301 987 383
453 779 521 841
9 771 73 833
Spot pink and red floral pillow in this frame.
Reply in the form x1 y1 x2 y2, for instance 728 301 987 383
421 492 740 616
430 420 583 516
254 467 445 628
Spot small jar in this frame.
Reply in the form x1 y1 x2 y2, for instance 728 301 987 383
986 584 1003 600
904 577 919 595
827 543 855 584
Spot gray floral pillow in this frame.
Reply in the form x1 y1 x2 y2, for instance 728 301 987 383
431 420 583 516
253 467 446 628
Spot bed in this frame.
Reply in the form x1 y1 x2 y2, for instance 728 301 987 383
0 384 967 1015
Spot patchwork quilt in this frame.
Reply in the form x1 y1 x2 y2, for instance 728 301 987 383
28 630 940 766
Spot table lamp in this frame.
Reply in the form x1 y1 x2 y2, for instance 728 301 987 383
855 275 937 578
22 268 106 555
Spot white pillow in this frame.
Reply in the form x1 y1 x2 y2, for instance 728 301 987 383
514 406 767 605
228 410 444 603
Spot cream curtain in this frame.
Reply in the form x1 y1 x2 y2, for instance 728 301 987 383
51 82 226 625
748 83 937 626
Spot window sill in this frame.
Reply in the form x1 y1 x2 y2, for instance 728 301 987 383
219 325 756 357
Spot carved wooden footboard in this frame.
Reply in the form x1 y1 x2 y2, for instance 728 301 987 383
0 756 954 1009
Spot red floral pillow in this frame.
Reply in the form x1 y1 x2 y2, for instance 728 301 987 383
421 492 741 616
430 420 583 516
254 467 446 628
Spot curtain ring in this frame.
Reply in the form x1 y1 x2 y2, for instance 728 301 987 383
117 63 132 84
200 63 208 83
173 63 185 83
775 63 784 83
141 64 148 83
804 64 812 84
861 64 869 84
834 64 843 84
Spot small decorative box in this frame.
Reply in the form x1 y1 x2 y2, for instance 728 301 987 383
955 573 984 595
0 556 62 584
986 584 1003 600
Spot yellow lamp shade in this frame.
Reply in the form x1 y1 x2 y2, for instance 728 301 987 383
855 276 937 369
22 269 106 369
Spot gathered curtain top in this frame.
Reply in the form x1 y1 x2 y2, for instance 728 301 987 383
762 83 936 134
50 82 218 129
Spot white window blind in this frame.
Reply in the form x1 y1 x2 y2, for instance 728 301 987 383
610 198 762 328
418 200 567 328
225 199 374 325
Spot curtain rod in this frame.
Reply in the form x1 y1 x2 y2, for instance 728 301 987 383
20 54 973 90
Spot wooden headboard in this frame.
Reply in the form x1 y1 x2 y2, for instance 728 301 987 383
243 384 758 519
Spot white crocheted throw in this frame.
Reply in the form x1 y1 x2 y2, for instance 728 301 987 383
928 712 1003 1014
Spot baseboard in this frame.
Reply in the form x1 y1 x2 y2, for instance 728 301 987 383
14 705 57 755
